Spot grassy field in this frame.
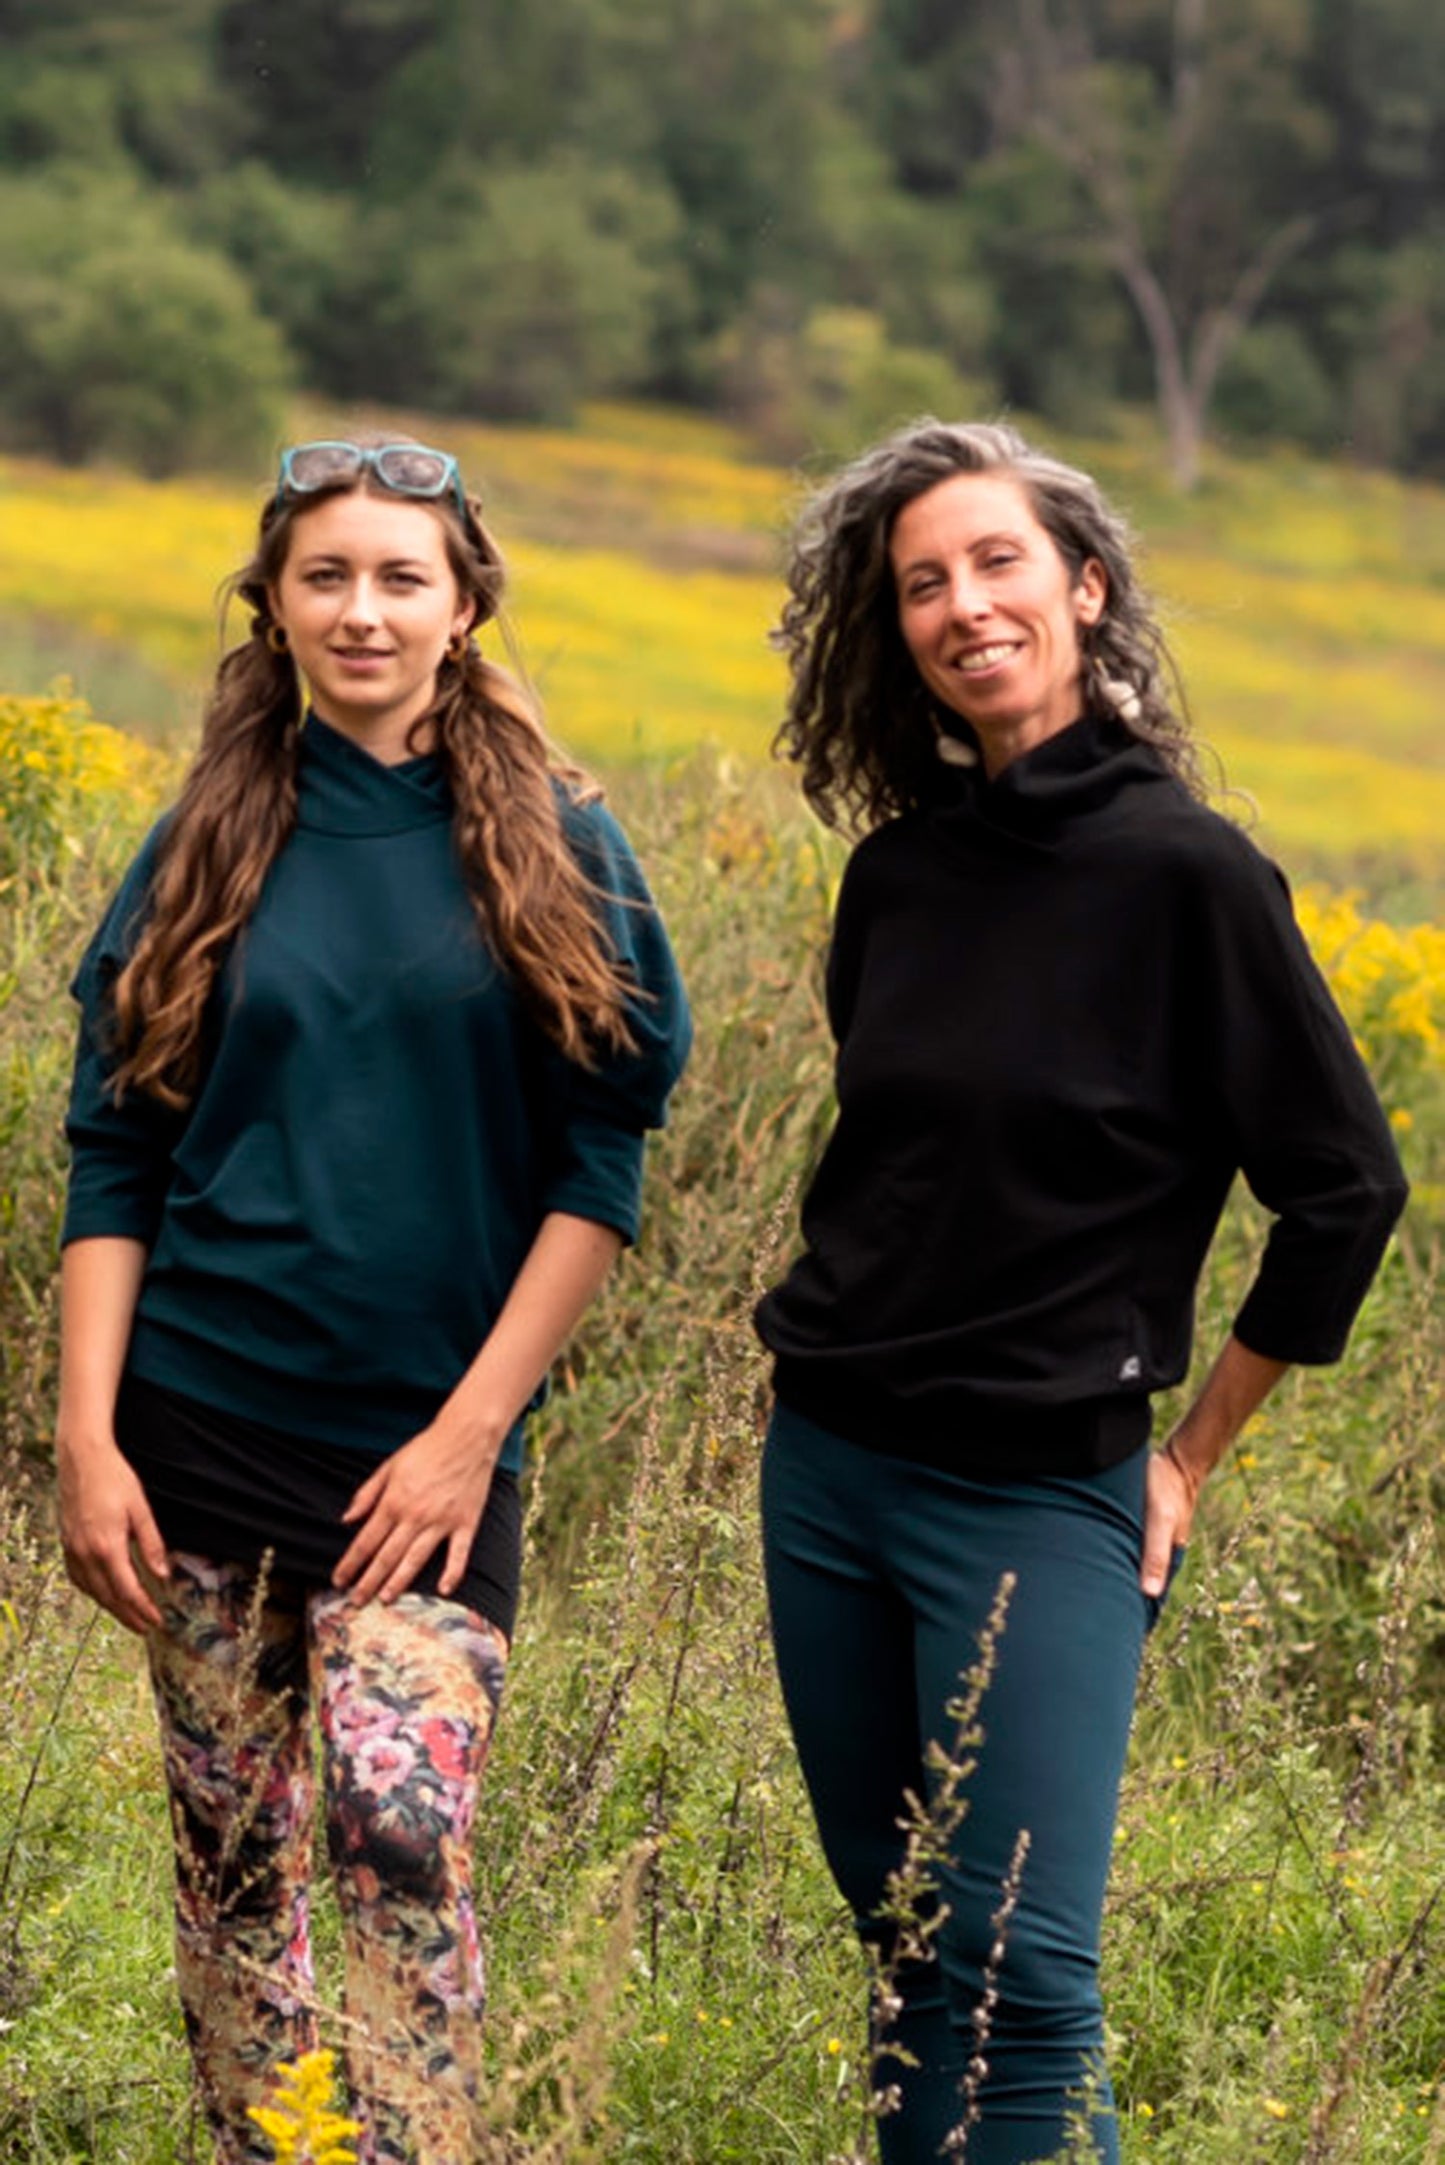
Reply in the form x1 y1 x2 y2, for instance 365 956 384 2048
0 402 1442 894
2 405 1443 2160
1 714 1442 2162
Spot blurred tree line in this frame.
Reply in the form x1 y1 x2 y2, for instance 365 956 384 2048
0 0 1439 482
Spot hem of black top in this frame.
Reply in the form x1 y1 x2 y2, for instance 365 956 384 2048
768 1358 1153 1477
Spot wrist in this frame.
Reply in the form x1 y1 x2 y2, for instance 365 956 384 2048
1163 1433 1210 1502
430 1400 510 1463
55 1416 120 1460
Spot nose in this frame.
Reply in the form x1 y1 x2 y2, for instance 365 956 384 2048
947 566 992 621
339 578 382 631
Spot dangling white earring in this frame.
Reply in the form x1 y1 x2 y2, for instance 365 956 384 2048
1087 648 1142 724
935 729 979 768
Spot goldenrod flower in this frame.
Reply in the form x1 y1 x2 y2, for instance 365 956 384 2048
246 2049 361 2165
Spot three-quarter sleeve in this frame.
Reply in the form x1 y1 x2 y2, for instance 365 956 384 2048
62 821 185 1249
1195 839 1409 1365
535 799 692 1242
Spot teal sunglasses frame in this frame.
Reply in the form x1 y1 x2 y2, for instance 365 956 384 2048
274 441 468 521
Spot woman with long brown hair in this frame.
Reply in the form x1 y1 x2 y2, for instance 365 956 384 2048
55 439 690 2163
755 420 1405 2162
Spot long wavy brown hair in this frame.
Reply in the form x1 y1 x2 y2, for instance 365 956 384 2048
111 457 635 1108
774 419 1207 834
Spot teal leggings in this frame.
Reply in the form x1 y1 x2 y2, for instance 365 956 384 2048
763 1402 1167 2165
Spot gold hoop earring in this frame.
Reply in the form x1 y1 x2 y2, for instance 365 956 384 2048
446 631 471 664
265 623 289 656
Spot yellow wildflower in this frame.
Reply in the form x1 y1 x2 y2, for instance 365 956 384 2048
246 2050 361 2165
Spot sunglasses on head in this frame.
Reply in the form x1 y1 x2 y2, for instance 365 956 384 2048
274 441 469 520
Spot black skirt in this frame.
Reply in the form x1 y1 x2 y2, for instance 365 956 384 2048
114 1372 523 1640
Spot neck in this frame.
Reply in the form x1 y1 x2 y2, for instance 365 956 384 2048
310 701 435 767
973 710 1075 780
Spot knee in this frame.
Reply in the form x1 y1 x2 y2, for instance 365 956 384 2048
940 1911 1102 2048
324 1746 469 1911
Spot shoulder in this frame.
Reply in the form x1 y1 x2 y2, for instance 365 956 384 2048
124 808 176 880
553 779 639 878
103 810 177 929
552 783 675 952
826 812 952 941
839 811 934 894
1108 781 1290 913
72 811 176 996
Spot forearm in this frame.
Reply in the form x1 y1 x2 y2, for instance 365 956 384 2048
435 1211 624 1463
57 1236 149 1448
1139 1334 1289 1595
54 1236 168 1632
1164 1333 1290 1497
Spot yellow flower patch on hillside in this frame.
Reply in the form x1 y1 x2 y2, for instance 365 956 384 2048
0 688 171 878
1 422 1443 881
1295 886 1445 1181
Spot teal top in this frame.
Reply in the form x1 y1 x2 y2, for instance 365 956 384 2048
63 715 691 1473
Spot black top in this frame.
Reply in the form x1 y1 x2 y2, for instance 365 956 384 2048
755 714 1408 1472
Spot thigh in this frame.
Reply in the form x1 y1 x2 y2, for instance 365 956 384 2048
145 1551 314 1892
904 1455 1149 2018
308 1590 509 1866
761 1405 925 1924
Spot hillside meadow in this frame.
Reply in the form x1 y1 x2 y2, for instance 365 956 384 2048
1 402 1443 896
1 406 1444 2162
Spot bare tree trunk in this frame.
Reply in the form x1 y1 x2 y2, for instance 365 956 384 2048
1107 240 1204 488
1188 213 1322 420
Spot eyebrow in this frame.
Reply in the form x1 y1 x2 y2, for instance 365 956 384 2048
894 529 1027 575
293 552 436 572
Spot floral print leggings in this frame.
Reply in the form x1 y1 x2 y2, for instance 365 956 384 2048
144 1551 508 2165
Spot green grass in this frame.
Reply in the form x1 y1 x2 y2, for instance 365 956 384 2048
3 740 1444 2161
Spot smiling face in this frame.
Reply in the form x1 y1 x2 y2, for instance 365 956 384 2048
889 470 1107 777
268 490 475 763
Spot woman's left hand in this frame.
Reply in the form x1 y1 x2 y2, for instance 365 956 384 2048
1141 1439 1197 1598
335 1419 499 1606
1140 1336 1289 1597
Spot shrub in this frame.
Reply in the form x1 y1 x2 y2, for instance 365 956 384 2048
379 157 685 423
0 692 169 1456
1295 885 1445 1191
718 300 991 462
0 166 292 474
0 688 169 887
1214 321 1341 453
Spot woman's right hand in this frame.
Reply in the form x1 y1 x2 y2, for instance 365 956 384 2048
56 1432 169 1634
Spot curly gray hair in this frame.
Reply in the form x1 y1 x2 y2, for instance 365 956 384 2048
773 419 1203 832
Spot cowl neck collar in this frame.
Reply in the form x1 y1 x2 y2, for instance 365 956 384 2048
296 712 452 837
933 710 1170 849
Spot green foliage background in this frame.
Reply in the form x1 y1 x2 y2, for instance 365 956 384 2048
0 0 1440 476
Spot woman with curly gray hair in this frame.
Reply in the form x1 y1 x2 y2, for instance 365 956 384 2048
755 422 1405 2163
